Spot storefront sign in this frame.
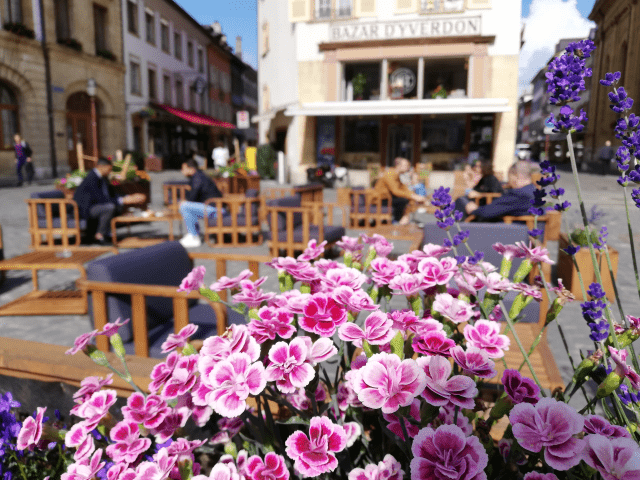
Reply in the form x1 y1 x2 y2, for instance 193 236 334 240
236 111 250 129
330 16 481 42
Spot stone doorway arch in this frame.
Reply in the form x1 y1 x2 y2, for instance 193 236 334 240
66 92 102 168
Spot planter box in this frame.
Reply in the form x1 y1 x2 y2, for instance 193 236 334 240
56 185 76 200
145 156 164 172
113 180 151 209
557 233 619 301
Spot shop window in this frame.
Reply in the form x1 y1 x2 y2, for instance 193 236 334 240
148 68 157 100
55 0 70 41
163 74 171 103
4 0 21 23
0 82 18 150
387 60 418 100
145 10 155 45
344 62 381 101
94 4 108 53
174 32 182 60
130 61 141 95
468 114 494 160
315 0 331 19
344 117 380 153
421 115 465 153
336 0 352 17
175 78 183 108
127 0 138 35
424 58 467 99
187 40 194 67
160 21 169 53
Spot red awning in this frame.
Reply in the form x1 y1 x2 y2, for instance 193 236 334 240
157 104 236 129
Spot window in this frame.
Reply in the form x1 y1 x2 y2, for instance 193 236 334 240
209 66 219 89
187 40 194 67
336 0 352 17
163 74 171 103
174 32 182 60
160 21 169 52
148 68 157 100
344 117 379 153
93 4 108 53
421 0 465 13
130 61 141 95
4 0 21 23
316 0 331 19
189 84 196 111
424 58 468 99
0 82 18 150
421 115 465 153
145 10 155 44
197 48 204 73
54 0 70 41
344 62 381 101
199 90 206 113
175 78 183 108
127 0 138 35
261 22 269 56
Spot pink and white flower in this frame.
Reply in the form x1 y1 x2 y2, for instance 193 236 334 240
336 236 364 253
233 279 275 308
105 420 151 464
265 338 315 394
338 311 395 347
16 407 46 450
388 273 425 296
432 293 475 324
121 392 170 430
516 241 554 264
97 317 131 338
324 267 368 290
285 416 347 477
72 374 114 411
161 324 199 353
151 407 190 444
581 434 640 480
463 320 510 359
412 330 456 357
450 345 497 379
177 266 206 293
194 352 266 417
332 286 378 312
383 399 421 440
248 306 295 343
161 353 199 399
65 330 98 355
300 293 347 337
608 346 640 390
493 243 526 261
420 243 452 259
65 423 95 461
74 390 117 430
418 257 457 288
417 355 478 409
209 269 254 291
369 258 410 287
583 414 631 439
477 272 513 294
193 462 240 480
361 233 394 257
353 353 427 414
246 452 290 480
298 239 328 262
61 449 106 480
199 324 260 364
343 422 361 447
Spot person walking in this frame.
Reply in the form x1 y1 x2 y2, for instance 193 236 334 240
13 133 33 186
211 140 230 169
598 140 615 175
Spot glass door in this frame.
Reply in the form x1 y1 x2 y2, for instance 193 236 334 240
386 123 414 167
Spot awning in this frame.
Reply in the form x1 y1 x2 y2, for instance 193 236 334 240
284 98 511 117
157 104 236 129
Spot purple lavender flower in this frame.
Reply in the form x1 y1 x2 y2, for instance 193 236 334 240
589 320 609 342
548 106 588 133
600 71 621 86
529 189 547 216
529 228 544 238
546 40 594 106
587 283 606 299
618 384 639 406
431 187 462 231
632 189 640 208
581 299 607 323
609 87 634 113
562 244 580 255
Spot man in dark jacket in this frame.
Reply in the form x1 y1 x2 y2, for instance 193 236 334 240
73 158 146 244
465 160 536 221
178 159 223 248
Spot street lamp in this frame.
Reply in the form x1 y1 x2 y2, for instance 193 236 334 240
87 78 98 159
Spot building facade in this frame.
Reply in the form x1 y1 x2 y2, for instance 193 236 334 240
257 0 521 182
122 0 216 169
205 24 234 149
586 0 636 164
0 0 126 178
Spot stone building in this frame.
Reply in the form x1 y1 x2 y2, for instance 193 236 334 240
257 0 522 183
585 0 637 164
0 0 126 178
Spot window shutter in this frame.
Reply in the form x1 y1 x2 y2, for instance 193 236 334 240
289 0 311 22
354 0 376 17
467 0 491 9
261 22 269 56
395 0 417 14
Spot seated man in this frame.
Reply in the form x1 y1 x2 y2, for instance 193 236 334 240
464 160 536 221
374 157 427 225
73 158 146 245
179 159 224 248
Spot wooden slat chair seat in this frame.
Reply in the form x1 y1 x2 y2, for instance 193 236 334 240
348 189 393 227
26 192 85 249
264 195 347 257
78 241 272 358
203 193 263 247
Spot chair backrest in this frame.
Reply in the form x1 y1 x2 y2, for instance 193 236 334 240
31 190 66 218
266 195 303 230
293 183 324 204
85 241 195 343
163 182 190 208
26 195 82 250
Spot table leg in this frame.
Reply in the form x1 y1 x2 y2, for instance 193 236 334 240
168 219 174 241
31 268 39 291
111 218 118 247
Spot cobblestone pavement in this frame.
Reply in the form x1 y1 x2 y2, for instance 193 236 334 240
0 169 639 404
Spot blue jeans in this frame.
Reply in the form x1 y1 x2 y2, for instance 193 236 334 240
179 201 218 236
412 183 427 196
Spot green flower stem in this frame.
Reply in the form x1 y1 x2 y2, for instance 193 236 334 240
623 188 640 300
571 254 589 303
558 324 591 407
11 450 28 480
567 133 622 351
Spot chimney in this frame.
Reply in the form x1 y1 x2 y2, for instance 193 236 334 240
210 21 221 34
235 36 242 59
221 34 227 45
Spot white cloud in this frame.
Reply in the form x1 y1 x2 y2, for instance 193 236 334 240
519 0 595 95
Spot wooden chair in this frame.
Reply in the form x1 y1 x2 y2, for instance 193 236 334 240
163 182 191 213
77 242 272 358
348 189 393 227
26 196 84 250
263 185 324 205
203 194 263 247
265 196 347 257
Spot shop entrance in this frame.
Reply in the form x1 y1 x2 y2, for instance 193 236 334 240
381 115 420 167
66 92 100 169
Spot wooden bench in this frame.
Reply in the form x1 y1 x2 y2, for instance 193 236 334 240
203 194 263 247
348 189 393 227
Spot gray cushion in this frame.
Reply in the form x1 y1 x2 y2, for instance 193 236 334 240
245 188 259 198
208 214 260 228
86 241 195 343
266 195 302 230
38 218 87 229
31 191 66 218
265 225 345 244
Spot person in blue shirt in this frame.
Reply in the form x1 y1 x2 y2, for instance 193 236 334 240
464 160 536 221
178 159 224 248
73 158 145 244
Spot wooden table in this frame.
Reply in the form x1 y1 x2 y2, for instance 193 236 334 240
111 210 181 248
0 247 115 316
361 223 423 252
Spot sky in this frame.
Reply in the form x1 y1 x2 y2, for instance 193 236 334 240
176 0 597 94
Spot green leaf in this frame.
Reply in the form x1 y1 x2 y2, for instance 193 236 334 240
389 331 405 359
276 416 310 426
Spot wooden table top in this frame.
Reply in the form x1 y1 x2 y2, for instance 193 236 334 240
113 210 181 223
0 248 112 269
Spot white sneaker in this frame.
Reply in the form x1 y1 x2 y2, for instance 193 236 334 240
416 207 427 214
179 234 202 248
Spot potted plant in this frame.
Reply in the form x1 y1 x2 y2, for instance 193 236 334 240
352 73 367 100
557 205 618 301
55 169 88 198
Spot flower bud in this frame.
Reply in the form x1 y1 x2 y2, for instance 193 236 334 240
508 293 531 319
489 395 513 420
109 333 126 359
285 274 294 292
364 247 377 269
362 340 379 358
198 287 220 302
499 258 513 278
300 283 311 294
344 252 353 268
224 442 238 458
369 286 379 303
85 345 110 367
545 298 565 326
410 296 423 317
570 228 590 247
612 330 640 349
178 459 193 480
181 343 197 356
513 259 533 283
572 351 602 386
597 372 623 398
